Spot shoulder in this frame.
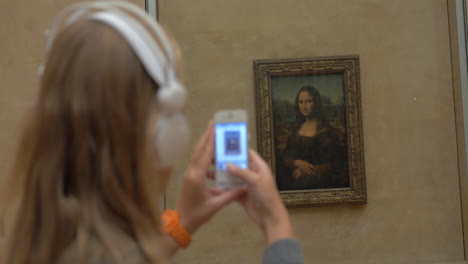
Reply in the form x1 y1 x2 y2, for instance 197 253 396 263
59 232 148 264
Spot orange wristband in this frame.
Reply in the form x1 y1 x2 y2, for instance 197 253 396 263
161 210 191 248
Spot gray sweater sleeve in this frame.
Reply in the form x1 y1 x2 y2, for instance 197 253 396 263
262 239 304 264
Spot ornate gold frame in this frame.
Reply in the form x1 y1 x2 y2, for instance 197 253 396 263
253 55 367 207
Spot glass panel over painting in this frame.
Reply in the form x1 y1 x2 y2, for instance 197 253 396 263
271 74 349 191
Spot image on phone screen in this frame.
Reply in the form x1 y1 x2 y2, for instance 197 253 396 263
215 122 248 171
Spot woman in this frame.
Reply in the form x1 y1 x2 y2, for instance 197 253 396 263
2 2 303 264
279 86 349 191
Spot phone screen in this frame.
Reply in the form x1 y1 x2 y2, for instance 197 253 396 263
215 122 248 172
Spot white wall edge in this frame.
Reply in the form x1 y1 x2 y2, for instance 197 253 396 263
420 262 467 264
456 0 468 174
145 0 157 20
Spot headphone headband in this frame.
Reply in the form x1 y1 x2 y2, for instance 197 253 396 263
41 1 190 167
91 11 169 85
42 1 179 91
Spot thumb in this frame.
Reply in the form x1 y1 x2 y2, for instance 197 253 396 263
227 163 259 185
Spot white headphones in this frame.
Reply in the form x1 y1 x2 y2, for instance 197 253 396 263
40 1 190 168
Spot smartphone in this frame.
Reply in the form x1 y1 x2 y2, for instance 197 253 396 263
214 109 248 189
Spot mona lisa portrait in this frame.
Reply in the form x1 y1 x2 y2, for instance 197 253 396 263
254 55 367 207
276 84 348 191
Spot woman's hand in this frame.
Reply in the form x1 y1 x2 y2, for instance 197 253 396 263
294 159 316 177
175 121 245 234
227 150 294 246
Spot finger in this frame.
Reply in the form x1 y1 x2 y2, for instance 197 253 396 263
248 150 269 173
227 163 258 185
208 187 224 195
198 122 215 167
209 188 246 210
209 186 248 196
206 170 215 181
191 121 214 164
235 191 248 203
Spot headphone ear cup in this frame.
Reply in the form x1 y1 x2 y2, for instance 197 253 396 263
157 82 187 113
154 112 190 168
37 64 45 77
154 82 190 167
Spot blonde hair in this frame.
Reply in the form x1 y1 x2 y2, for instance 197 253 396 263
4 13 171 264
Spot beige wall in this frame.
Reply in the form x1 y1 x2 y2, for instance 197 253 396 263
0 0 465 263
160 0 465 263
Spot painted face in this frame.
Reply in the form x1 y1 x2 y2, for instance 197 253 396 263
298 91 314 117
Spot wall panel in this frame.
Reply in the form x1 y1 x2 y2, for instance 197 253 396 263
160 0 465 263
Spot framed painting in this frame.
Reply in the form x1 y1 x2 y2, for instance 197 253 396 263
253 55 366 207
